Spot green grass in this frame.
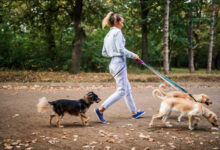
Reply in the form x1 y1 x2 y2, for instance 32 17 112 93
127 66 220 75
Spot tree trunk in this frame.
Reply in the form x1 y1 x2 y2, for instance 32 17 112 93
207 5 216 74
140 0 149 63
69 0 85 74
71 26 85 74
188 2 195 73
46 24 56 53
163 0 170 74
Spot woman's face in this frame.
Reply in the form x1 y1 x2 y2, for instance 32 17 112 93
114 18 124 29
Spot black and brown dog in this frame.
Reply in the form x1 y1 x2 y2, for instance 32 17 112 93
37 92 101 128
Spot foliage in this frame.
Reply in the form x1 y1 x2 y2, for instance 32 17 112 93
0 0 219 72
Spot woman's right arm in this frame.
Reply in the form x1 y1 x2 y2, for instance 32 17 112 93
115 31 137 59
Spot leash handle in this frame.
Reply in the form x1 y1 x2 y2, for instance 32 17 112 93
137 59 197 102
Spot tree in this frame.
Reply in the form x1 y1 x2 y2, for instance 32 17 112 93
163 0 170 74
207 3 217 73
188 0 195 73
140 0 149 63
65 0 85 74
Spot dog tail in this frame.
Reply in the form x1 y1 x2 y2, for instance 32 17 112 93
158 83 167 96
152 89 165 101
37 97 49 113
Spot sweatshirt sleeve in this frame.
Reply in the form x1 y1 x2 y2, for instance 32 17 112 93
114 31 136 59
102 45 110 57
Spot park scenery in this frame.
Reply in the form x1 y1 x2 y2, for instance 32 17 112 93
0 0 220 150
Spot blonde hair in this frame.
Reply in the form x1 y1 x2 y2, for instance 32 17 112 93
102 12 114 29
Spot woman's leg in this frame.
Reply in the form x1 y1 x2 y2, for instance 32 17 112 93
101 67 127 110
124 79 137 114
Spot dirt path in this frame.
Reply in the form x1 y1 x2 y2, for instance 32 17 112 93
0 84 220 150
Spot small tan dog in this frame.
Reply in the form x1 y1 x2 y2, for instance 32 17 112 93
159 84 212 105
149 89 219 130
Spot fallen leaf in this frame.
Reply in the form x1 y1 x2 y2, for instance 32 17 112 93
89 141 98 145
61 136 67 139
131 147 136 150
105 139 115 143
32 139 37 143
12 114 20 118
16 146 21 149
212 132 219 135
4 139 12 142
139 133 150 140
48 138 59 144
82 145 90 149
73 138 77 142
105 145 111 150
11 142 19 146
4 143 13 150
211 127 219 131
148 138 154 142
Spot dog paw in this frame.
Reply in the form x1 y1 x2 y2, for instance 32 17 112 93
189 126 194 130
148 124 153 128
165 122 173 127
58 125 64 128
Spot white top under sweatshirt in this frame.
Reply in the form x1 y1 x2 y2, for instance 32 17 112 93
102 27 136 59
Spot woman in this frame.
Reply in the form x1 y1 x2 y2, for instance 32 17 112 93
95 12 145 123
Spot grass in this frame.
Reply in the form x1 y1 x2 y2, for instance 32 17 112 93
127 66 220 75
0 69 220 83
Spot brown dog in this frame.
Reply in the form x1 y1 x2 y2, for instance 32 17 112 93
149 89 219 130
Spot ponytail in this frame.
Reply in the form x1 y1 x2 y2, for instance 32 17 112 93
102 12 114 29
102 12 123 29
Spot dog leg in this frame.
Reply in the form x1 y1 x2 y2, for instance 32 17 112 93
193 117 200 129
149 112 165 128
188 115 194 130
162 115 173 127
80 113 89 126
49 114 56 126
178 112 185 122
80 115 86 126
56 115 63 128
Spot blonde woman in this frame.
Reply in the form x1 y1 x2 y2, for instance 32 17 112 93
95 12 145 123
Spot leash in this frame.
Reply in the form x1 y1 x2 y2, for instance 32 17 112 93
137 59 197 102
112 65 126 79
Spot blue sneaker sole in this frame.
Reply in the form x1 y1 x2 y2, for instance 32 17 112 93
132 111 145 119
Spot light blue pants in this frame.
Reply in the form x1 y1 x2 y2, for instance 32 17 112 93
102 56 137 113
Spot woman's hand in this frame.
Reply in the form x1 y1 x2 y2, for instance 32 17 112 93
134 55 139 61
